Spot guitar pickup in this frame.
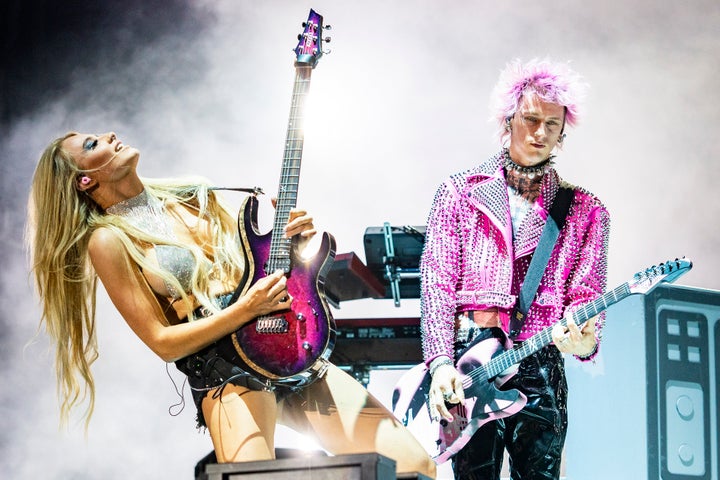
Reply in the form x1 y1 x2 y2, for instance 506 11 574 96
255 316 289 334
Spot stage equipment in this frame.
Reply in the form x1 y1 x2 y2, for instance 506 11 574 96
565 284 719 480
324 252 385 308
362 223 425 306
199 453 399 479
645 284 718 480
329 316 421 385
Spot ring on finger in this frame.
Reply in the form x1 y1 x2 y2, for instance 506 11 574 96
443 391 453 401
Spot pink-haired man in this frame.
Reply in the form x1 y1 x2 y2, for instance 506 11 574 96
420 58 610 479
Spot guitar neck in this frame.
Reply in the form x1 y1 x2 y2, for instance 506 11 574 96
267 66 313 273
485 282 632 378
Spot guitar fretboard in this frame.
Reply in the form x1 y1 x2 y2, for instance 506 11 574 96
479 281 632 381
267 66 313 273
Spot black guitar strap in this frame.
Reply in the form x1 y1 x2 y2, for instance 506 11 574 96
509 186 575 339
209 186 265 195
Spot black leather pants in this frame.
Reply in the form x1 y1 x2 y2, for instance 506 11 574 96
452 342 568 480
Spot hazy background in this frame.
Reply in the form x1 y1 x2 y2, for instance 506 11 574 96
1 0 718 478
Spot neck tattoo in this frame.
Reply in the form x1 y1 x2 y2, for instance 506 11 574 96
503 150 553 203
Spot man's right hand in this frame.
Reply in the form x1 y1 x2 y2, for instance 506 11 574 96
428 363 465 421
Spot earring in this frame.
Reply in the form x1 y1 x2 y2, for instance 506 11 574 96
558 133 566 143
505 117 512 132
80 176 91 185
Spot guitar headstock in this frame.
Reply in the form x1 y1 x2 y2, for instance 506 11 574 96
294 9 329 68
627 257 693 295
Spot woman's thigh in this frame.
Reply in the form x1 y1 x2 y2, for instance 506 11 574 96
202 384 279 462
278 363 436 478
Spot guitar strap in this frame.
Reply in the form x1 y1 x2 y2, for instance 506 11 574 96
209 186 265 195
509 186 575 339
208 186 265 307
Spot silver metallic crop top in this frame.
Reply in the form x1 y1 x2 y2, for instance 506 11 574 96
154 245 195 298
106 189 196 298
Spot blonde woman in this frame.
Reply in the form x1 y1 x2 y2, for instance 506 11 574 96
28 131 436 478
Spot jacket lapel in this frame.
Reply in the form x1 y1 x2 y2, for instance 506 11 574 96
462 152 563 260
513 170 561 258
463 153 513 255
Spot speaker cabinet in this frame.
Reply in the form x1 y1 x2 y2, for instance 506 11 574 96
565 284 719 480
201 453 397 480
645 285 719 479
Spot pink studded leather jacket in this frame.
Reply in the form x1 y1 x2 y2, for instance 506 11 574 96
420 150 610 364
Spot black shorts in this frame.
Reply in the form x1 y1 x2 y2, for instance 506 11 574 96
174 294 272 428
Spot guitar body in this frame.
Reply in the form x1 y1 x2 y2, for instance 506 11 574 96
393 330 527 463
216 9 334 385
218 195 336 383
437 335 527 463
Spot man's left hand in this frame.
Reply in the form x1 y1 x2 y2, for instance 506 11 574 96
552 312 597 357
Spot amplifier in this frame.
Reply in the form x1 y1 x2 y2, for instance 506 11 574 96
565 284 719 479
646 285 719 479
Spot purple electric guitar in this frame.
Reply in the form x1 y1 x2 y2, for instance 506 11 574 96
392 258 693 463
218 10 335 385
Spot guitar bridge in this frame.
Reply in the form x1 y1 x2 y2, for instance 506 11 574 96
255 315 289 334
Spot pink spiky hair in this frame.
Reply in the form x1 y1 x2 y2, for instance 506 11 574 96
490 58 588 142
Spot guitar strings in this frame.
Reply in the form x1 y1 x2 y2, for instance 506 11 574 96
458 281 630 393
455 263 684 396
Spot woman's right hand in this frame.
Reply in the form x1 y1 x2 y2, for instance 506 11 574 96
240 269 292 317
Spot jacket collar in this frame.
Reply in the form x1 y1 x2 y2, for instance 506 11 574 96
463 150 562 258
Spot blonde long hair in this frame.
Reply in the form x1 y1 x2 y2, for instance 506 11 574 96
27 133 245 428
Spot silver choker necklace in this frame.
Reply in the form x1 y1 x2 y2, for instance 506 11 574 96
503 150 554 179
106 189 174 238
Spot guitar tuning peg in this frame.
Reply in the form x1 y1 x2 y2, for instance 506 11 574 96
324 36 332 43
297 34 302 40
302 22 307 27
324 24 332 30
